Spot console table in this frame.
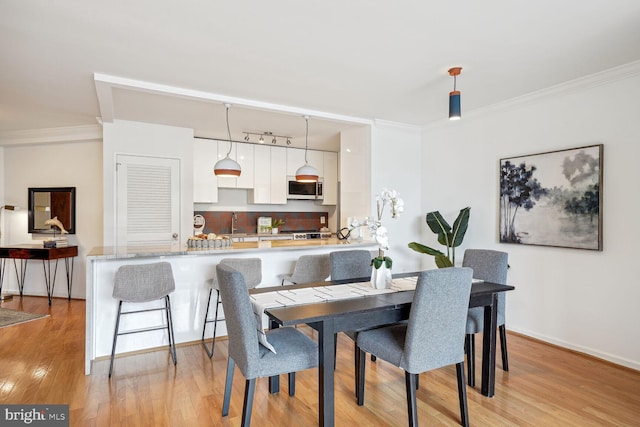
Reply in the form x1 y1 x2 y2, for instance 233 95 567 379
0 244 78 305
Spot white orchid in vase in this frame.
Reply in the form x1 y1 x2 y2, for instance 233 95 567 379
367 188 404 270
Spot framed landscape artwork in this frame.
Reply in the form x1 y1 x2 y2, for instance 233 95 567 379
499 144 603 251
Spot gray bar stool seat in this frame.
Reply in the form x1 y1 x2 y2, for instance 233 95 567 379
109 261 177 378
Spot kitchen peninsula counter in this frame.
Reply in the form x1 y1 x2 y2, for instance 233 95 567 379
85 238 378 374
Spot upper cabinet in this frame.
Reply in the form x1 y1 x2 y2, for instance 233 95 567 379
322 151 338 205
249 145 287 204
194 140 338 206
193 139 218 203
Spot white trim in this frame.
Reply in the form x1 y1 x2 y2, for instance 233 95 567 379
94 73 373 127
0 124 102 146
424 60 640 131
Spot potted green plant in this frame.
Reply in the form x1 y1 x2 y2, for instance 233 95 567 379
408 207 470 268
269 218 285 234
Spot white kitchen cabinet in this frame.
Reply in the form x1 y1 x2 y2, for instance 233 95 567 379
271 146 287 204
193 138 218 203
286 147 305 177
322 151 338 205
250 145 287 204
217 141 254 189
286 147 324 177
307 150 324 177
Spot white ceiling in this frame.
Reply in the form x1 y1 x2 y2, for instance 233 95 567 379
2 1 640 149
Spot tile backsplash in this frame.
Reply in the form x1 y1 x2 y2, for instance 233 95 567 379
193 211 329 235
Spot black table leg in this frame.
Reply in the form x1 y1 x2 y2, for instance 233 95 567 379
13 259 27 297
64 257 74 300
42 259 59 306
481 293 498 397
268 319 281 393
316 319 335 427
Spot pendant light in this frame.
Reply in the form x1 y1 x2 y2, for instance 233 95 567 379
214 103 241 177
448 67 462 120
295 115 319 182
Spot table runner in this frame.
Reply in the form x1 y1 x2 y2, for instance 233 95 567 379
250 277 419 353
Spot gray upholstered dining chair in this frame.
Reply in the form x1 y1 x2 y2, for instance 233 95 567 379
278 253 331 285
329 249 377 393
463 249 509 387
109 261 177 378
217 263 318 427
329 249 372 281
356 267 473 427
201 257 262 358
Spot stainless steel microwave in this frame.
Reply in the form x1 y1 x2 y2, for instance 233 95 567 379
287 176 323 200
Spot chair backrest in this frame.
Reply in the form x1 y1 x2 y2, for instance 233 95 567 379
462 249 508 321
329 250 372 281
113 262 175 302
461 249 508 285
220 258 262 289
216 263 260 377
401 267 473 373
289 254 331 284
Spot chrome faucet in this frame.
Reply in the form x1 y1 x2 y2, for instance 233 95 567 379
231 212 238 235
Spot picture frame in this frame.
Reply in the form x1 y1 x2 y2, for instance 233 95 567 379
499 144 603 251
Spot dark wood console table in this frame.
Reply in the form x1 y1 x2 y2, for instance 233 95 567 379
0 244 78 305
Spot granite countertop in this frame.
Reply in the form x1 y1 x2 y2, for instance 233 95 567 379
87 238 376 260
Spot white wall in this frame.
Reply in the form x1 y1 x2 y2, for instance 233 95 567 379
421 64 640 369
370 121 424 274
2 140 103 299
102 120 194 246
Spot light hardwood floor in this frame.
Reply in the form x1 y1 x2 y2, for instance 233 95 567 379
1 296 639 426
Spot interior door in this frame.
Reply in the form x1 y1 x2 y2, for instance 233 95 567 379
116 154 181 246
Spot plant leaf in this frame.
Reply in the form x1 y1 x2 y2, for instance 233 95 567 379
450 207 471 248
371 257 383 269
384 257 392 269
435 254 453 268
408 242 445 257
426 211 452 247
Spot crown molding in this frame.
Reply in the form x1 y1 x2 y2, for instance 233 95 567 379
0 124 102 146
424 60 640 132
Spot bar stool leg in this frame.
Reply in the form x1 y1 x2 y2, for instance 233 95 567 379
109 301 123 378
165 295 177 365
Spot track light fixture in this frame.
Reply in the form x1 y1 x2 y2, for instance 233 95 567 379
213 104 242 177
243 131 293 146
295 115 319 182
448 67 462 120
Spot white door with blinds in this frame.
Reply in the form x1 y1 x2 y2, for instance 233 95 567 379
116 154 181 246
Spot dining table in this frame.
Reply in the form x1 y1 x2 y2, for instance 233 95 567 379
250 272 515 427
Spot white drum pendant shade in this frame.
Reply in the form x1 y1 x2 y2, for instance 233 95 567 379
295 163 319 182
214 156 241 177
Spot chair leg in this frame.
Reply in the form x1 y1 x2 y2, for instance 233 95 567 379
499 325 509 371
202 289 221 358
465 334 475 387
165 296 177 365
356 347 366 406
242 378 256 427
334 333 338 370
288 372 295 396
222 358 235 416
404 372 419 427
108 301 123 378
456 362 470 427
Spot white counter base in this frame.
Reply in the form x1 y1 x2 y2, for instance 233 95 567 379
85 240 377 374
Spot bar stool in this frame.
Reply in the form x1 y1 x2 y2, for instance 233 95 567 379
109 262 177 378
278 254 331 285
202 258 262 358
